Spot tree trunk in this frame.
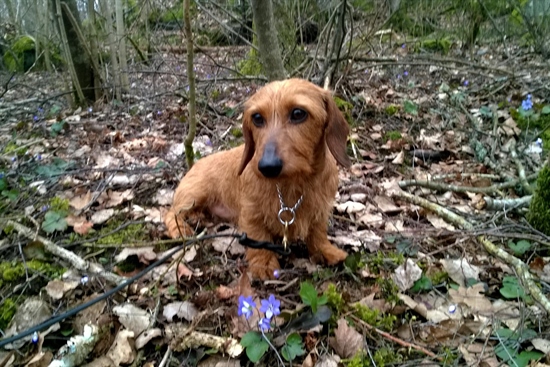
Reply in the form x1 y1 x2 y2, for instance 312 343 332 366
250 0 286 81
54 0 85 106
101 0 121 100
53 0 95 103
87 0 101 101
115 0 129 92
183 0 197 169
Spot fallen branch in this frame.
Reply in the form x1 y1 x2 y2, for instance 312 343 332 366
511 148 534 195
482 195 531 211
5 219 124 285
389 188 550 314
351 315 440 360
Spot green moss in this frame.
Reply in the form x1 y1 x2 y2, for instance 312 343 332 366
345 348 402 367
1 263 24 282
376 278 401 305
3 142 27 157
428 270 449 284
0 260 64 283
324 283 344 315
237 50 262 76
230 127 243 138
512 108 550 149
96 222 147 245
418 37 453 54
384 131 402 142
334 97 354 126
527 165 550 235
365 251 404 274
353 304 396 331
3 35 35 72
50 197 70 213
0 298 17 330
385 105 400 116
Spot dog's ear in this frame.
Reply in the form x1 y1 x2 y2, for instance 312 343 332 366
324 93 351 168
238 119 255 175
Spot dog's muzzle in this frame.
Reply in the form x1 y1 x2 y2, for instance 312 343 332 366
258 142 283 178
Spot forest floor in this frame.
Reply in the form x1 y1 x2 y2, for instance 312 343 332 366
1 40 550 367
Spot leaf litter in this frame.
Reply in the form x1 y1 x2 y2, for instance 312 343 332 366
0 32 550 367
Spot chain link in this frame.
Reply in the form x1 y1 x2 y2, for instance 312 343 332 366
276 184 304 226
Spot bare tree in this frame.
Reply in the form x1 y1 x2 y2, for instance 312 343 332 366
115 0 129 91
183 0 197 169
250 0 286 81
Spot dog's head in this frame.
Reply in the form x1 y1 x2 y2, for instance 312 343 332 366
237 79 351 179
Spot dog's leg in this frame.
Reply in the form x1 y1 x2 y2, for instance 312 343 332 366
306 226 348 265
242 226 281 280
165 181 207 239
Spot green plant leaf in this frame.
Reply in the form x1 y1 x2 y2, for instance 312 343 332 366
240 332 268 363
1 189 19 201
507 239 532 255
50 121 66 137
300 282 319 313
0 179 7 191
281 333 305 362
35 158 73 178
478 106 493 117
240 331 263 347
515 351 544 367
410 275 432 293
42 211 68 233
403 100 418 115
541 105 550 114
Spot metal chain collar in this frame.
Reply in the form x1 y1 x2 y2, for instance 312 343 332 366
276 184 304 250
276 184 304 226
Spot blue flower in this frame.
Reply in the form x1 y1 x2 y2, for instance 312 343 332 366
238 295 255 320
41 205 49 212
463 80 469 86
401 43 406 49
258 317 271 331
11 156 16 162
0 172 4 179
260 294 280 320
403 71 409 76
31 332 39 344
522 94 533 110
33 115 39 121
88 107 93 113
273 269 280 279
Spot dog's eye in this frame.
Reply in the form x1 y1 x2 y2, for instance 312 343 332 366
251 113 264 127
290 108 308 123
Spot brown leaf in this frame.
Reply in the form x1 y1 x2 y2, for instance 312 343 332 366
329 319 363 359
69 191 93 210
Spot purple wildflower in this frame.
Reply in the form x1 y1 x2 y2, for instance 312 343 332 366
238 295 256 320
258 318 271 331
463 80 469 86
260 294 281 320
273 269 280 279
522 94 533 110
403 71 409 76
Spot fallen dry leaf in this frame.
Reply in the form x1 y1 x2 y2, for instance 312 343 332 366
106 329 135 366
335 201 366 214
115 247 157 264
91 209 116 225
113 303 153 336
163 301 199 322
392 258 422 291
440 258 480 286
329 319 364 359
70 191 93 211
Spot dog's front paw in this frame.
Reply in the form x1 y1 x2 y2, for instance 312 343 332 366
164 210 194 238
246 249 281 280
319 243 348 265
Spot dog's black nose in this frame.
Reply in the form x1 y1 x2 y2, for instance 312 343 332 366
258 142 283 178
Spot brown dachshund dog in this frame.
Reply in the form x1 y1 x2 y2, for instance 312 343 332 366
164 78 350 279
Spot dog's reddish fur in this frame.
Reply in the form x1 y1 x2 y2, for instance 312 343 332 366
164 79 350 279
